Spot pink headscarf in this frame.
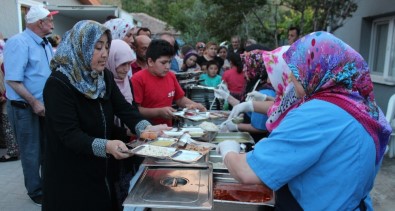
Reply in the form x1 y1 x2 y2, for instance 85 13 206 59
261 46 299 132
106 39 135 104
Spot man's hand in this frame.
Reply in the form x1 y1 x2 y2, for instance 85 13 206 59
0 96 6 104
186 103 207 112
216 140 241 160
159 107 176 119
106 140 132 160
30 99 45 117
228 101 254 120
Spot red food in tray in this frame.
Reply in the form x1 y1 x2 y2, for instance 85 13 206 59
213 182 273 203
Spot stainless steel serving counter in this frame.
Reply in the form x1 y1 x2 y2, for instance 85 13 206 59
123 150 275 211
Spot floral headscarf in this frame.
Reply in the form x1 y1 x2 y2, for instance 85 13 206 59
284 31 391 164
106 39 134 104
241 50 273 101
50 20 111 99
242 50 268 81
261 46 299 132
104 18 134 40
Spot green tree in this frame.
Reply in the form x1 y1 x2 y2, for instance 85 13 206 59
121 0 358 49
280 0 358 34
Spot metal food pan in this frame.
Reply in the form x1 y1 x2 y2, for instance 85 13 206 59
124 166 213 210
211 132 255 144
129 145 176 159
142 155 208 168
213 172 275 208
170 150 204 163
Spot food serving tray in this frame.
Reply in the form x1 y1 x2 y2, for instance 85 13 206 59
213 172 275 207
149 138 177 147
129 145 205 164
173 110 210 121
170 150 204 163
142 154 208 168
163 127 205 137
124 166 213 210
129 145 177 159
211 132 255 144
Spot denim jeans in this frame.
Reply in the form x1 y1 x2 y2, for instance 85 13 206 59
7 101 43 198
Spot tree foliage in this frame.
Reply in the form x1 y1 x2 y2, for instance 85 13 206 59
280 0 358 33
121 0 358 49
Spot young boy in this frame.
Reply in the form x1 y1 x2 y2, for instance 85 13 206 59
132 40 206 126
199 60 222 87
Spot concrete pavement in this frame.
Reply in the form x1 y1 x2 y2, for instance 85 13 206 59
0 148 394 211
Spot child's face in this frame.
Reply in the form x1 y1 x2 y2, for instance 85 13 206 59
201 65 207 73
148 55 172 77
218 48 227 59
185 55 197 68
207 64 218 77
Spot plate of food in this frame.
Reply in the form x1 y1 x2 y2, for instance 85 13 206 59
163 128 205 137
199 121 219 132
149 138 177 147
173 109 210 121
184 142 212 155
129 145 177 159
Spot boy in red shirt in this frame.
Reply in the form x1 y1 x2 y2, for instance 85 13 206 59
132 40 206 126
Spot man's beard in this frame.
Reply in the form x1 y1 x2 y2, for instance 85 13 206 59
137 54 146 62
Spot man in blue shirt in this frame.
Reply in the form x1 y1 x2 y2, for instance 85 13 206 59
4 5 58 206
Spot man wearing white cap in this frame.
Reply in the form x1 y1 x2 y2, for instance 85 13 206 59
3 4 58 206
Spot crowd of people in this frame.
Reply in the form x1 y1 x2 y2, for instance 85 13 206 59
0 4 392 211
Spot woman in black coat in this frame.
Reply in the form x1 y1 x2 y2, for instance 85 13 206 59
42 20 167 211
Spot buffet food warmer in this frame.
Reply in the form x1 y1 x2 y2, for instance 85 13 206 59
123 130 275 210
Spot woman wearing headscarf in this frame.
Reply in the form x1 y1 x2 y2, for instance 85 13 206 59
104 18 135 48
42 20 168 211
215 50 276 142
216 32 391 210
106 39 153 210
104 18 137 61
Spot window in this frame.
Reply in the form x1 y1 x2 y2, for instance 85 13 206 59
369 16 395 85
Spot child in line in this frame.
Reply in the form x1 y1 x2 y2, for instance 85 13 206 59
181 50 201 72
199 60 222 87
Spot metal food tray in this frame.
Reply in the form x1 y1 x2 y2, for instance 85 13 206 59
129 145 177 159
142 155 209 168
213 172 275 207
211 132 255 144
170 150 204 163
124 166 213 210
148 138 177 147
208 151 228 171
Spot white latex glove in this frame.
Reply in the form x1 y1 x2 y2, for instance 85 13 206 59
225 121 239 132
217 83 229 92
228 101 254 120
214 89 230 100
216 140 241 160
246 91 267 102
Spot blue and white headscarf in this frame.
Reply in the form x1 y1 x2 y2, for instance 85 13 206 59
50 20 111 99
